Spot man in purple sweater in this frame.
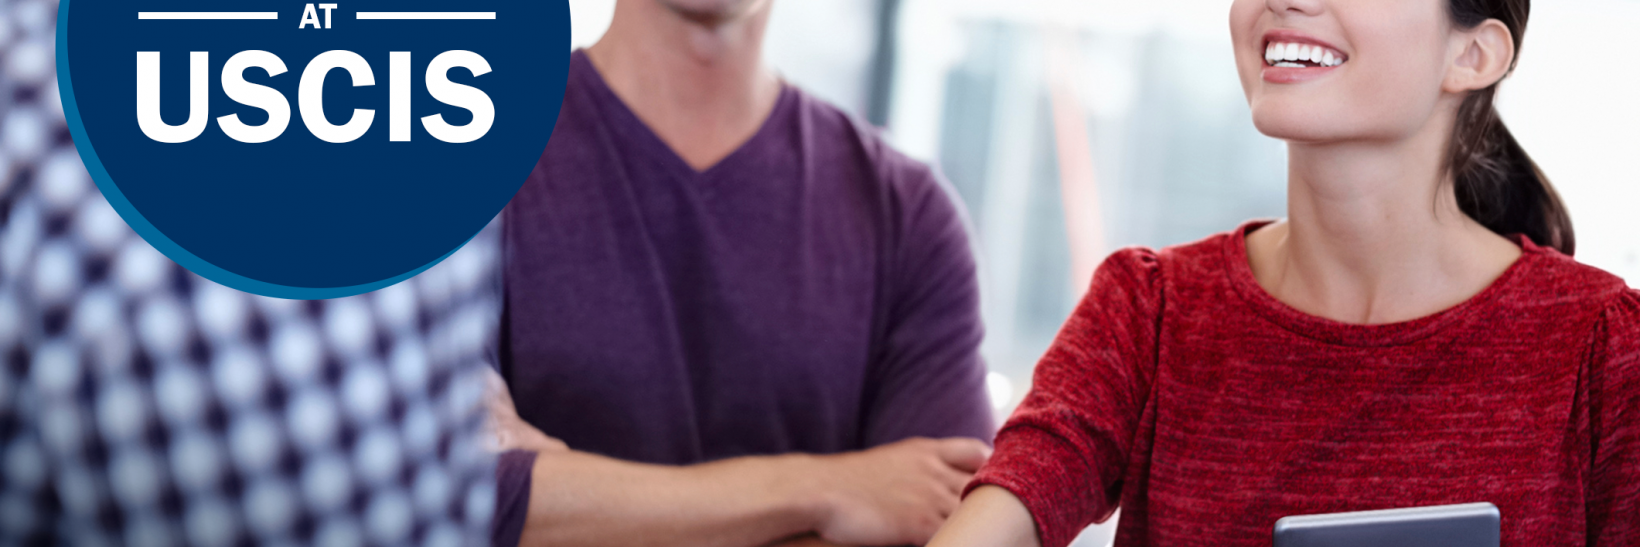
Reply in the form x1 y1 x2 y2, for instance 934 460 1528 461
488 0 995 545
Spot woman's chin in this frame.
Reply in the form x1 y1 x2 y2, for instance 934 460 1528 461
1251 116 1357 146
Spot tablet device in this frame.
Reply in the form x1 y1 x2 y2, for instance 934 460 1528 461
1273 502 1499 547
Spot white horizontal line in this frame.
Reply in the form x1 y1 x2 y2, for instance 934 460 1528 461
356 12 495 20
138 12 279 20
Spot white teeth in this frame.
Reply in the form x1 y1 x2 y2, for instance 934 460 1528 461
1264 41 1346 67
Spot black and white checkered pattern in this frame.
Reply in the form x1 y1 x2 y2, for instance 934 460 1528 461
0 0 500 544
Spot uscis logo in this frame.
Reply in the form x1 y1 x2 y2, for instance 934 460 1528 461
57 1 569 298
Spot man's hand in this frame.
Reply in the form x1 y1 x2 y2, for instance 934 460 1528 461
804 437 992 546
484 368 569 453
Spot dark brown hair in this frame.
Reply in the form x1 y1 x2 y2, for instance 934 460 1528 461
1446 0 1574 255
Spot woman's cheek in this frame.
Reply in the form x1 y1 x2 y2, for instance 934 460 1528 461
1345 55 1450 139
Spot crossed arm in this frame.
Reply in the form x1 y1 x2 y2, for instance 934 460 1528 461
515 440 988 547
486 372 992 547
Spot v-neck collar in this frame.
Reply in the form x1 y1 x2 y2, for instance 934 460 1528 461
571 50 797 181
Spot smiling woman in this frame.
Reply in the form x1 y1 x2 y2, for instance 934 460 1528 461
923 0 1640 545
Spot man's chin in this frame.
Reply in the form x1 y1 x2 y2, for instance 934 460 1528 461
657 0 763 26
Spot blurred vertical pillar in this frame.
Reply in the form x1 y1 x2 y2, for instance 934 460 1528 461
866 0 903 127
976 30 1043 380
1046 32 1106 296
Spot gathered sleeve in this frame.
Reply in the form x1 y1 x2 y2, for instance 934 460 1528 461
1588 289 1640 545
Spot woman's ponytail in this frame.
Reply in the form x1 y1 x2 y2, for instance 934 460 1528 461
1447 0 1575 255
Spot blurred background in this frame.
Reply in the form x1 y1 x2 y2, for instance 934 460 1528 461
580 1 1640 543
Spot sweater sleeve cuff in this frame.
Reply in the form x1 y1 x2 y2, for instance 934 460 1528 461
963 425 1100 547
491 449 538 547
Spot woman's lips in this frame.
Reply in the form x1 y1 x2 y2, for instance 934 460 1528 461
1262 63 1340 84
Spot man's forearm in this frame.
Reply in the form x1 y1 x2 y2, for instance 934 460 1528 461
764 535 854 547
519 450 826 547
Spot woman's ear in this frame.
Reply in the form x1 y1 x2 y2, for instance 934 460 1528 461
1444 19 1516 93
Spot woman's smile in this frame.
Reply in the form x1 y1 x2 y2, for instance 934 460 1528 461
1261 29 1349 83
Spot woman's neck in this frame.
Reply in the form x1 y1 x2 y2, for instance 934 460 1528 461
585 0 783 172
1247 114 1523 325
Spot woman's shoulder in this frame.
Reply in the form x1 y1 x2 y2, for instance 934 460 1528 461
1515 241 1634 310
1098 220 1257 279
1599 287 1640 349
1518 246 1639 358
1086 221 1261 299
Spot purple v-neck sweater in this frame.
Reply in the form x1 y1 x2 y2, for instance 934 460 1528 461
490 51 994 545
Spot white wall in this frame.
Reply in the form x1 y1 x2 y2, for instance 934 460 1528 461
1499 0 1640 284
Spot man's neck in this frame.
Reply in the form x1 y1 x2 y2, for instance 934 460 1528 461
586 1 783 172
1247 111 1523 325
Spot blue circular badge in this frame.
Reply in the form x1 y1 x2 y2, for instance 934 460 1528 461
57 0 570 299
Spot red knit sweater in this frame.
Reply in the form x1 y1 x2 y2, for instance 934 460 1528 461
970 221 1640 547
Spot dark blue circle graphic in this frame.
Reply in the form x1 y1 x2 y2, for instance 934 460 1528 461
57 0 570 299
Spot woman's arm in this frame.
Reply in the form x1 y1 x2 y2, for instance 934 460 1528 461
926 486 1042 547
926 248 1164 547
